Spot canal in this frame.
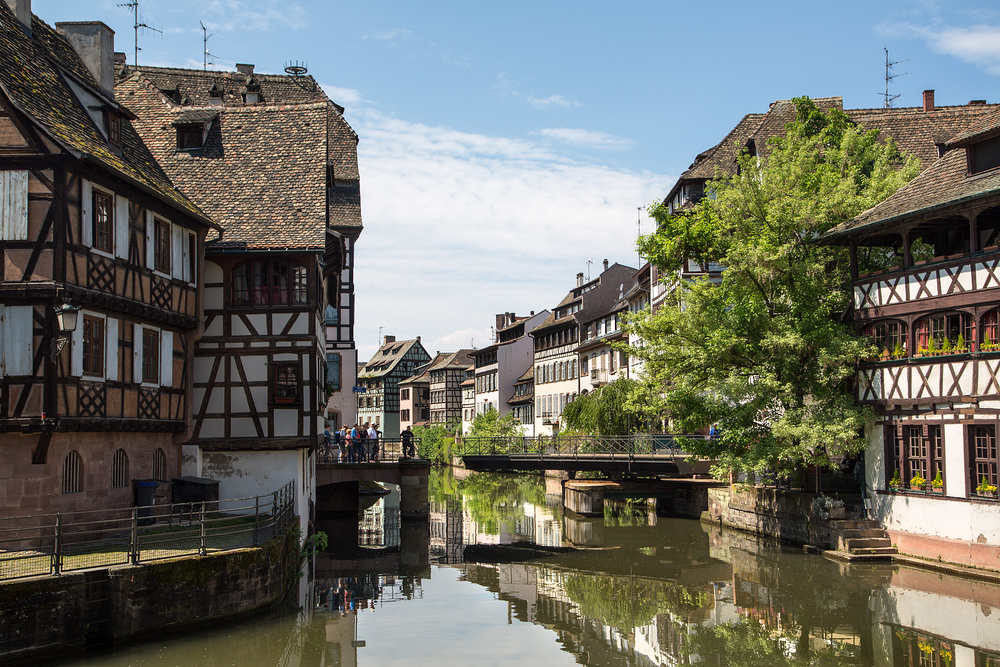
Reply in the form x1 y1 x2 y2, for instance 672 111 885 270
60 469 1000 666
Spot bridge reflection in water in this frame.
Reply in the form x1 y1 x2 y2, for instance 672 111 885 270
301 469 1000 667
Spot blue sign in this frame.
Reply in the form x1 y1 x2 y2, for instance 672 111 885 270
352 386 367 393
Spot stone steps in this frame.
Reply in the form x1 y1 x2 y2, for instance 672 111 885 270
829 518 897 559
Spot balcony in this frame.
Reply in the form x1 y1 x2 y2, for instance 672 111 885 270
590 368 607 387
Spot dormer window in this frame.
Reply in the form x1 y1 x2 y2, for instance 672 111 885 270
208 84 224 106
242 78 263 104
107 112 121 148
970 135 1000 175
172 110 218 152
176 125 202 150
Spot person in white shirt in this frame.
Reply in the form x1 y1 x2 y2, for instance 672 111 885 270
366 424 378 462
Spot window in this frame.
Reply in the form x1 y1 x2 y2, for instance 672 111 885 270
154 218 171 274
916 312 973 353
865 321 908 357
93 190 113 253
82 315 105 376
111 449 129 488
400 388 410 401
152 447 167 482
107 113 121 147
142 328 159 384
401 409 410 422
890 425 944 487
971 135 1000 175
232 259 309 307
971 424 998 491
62 451 82 494
273 362 300 405
176 125 202 150
326 353 341 390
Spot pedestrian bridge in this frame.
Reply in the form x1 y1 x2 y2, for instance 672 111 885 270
459 434 715 477
316 440 430 518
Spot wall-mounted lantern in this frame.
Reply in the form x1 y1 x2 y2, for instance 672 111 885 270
51 301 79 361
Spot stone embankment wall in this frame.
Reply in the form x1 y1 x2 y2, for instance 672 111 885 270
704 486 839 548
0 528 296 666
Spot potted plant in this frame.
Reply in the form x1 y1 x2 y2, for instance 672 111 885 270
811 494 845 520
931 470 944 493
941 337 952 355
975 476 998 498
910 474 927 492
889 469 902 490
892 341 906 359
927 337 938 356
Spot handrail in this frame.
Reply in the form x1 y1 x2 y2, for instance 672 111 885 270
0 481 295 581
457 434 711 459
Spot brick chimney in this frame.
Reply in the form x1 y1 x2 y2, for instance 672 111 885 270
922 89 935 112
576 272 584 287
3 0 30 35
384 335 395 345
603 258 609 271
236 63 255 75
56 21 116 98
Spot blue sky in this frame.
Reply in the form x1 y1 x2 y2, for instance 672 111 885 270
38 0 1000 361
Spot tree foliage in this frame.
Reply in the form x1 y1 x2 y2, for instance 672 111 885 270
412 423 456 464
629 97 920 477
562 378 642 435
468 407 523 438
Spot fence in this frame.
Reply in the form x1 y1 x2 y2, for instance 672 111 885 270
0 481 295 581
458 434 710 459
317 437 417 464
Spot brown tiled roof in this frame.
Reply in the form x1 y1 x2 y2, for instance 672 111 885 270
359 338 426 378
0 8 212 228
945 108 1000 148
116 65 362 250
679 113 766 183
429 349 476 371
824 147 1000 241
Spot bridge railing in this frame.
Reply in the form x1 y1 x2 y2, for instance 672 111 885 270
317 438 414 464
458 434 710 459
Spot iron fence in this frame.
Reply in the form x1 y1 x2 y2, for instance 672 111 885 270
0 481 295 581
458 434 710 459
317 437 419 464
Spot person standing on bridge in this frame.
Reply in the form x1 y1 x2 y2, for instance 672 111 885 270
401 425 415 458
367 423 378 462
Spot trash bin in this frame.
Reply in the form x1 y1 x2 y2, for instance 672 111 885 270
134 479 159 526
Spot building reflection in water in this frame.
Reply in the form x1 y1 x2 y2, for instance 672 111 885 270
312 471 1000 667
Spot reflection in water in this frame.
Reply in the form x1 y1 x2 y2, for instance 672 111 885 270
56 470 1000 666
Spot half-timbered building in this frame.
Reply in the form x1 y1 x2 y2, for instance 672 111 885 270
428 349 475 426
117 62 362 522
0 3 218 517
357 337 430 439
823 107 1000 568
398 367 430 431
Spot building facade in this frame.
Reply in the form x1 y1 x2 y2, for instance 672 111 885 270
357 336 430 438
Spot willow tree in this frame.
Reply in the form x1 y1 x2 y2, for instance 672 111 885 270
562 378 641 435
628 98 920 478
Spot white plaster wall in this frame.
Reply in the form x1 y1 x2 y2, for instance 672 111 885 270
205 260 223 284
274 408 297 436
204 287 224 311
875 587 1000 654
243 356 267 382
876 491 1000 544
199 418 224 439
181 444 201 477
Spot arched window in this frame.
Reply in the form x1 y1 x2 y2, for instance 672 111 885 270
111 449 129 488
982 309 1000 351
864 320 908 359
152 448 167 482
232 259 308 306
62 451 83 494
915 312 974 355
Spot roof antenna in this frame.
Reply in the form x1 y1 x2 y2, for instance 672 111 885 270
637 205 643 263
879 46 908 108
117 0 161 67
200 22 218 71
586 258 593 282
284 61 309 77
378 325 384 347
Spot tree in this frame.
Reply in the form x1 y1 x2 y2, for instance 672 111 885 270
468 407 523 438
562 378 642 435
629 98 920 478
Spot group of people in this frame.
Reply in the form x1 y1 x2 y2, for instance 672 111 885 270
325 423 380 463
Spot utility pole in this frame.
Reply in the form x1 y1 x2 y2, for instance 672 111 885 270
117 0 161 66
879 47 907 108
637 205 643 264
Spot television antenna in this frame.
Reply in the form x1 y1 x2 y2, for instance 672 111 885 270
284 61 309 77
378 325 384 347
117 0 161 66
586 258 593 281
879 47 908 108
637 206 643 262
200 22 219 70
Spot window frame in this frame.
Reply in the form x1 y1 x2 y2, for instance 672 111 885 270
272 361 301 406
142 327 160 385
971 424 998 493
81 314 105 378
92 188 114 254
153 217 171 275
232 258 310 308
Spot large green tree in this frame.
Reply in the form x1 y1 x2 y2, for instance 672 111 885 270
562 377 642 435
629 98 920 477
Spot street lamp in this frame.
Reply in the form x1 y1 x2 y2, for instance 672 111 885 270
51 301 79 361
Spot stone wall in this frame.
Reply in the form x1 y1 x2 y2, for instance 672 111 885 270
704 486 839 548
0 528 296 666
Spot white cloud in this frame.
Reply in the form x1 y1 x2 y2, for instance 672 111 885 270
493 73 581 110
349 109 669 362
888 21 1000 74
320 84 365 108
534 128 634 150
525 94 581 109
199 0 306 32
364 28 413 43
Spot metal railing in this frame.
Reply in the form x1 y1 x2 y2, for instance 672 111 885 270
459 434 710 459
317 437 421 464
0 482 295 581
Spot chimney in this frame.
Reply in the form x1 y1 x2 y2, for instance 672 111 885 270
236 63 255 75
384 335 395 344
970 100 986 106
114 52 126 67
56 22 116 98
576 272 584 287
922 89 935 112
3 0 30 35
603 259 609 271
496 314 505 331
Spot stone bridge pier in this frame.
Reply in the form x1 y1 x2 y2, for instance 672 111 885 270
316 459 431 518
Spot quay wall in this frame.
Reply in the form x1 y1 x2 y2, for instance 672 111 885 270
703 486 841 549
0 528 297 666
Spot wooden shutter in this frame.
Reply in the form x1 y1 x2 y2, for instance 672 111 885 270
81 180 93 247
145 211 154 268
133 322 143 383
0 305 34 376
160 330 173 386
70 309 83 376
0 170 28 240
115 195 129 259
106 317 119 381
171 224 184 279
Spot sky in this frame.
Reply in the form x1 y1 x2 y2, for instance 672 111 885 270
36 0 1000 362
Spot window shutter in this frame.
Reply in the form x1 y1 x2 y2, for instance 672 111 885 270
106 317 119 381
0 305 34 376
81 180 93 247
115 195 129 259
70 310 83 377
0 170 28 240
160 330 173 386
145 211 154 268
133 322 143 383
170 224 183 279
181 232 192 282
